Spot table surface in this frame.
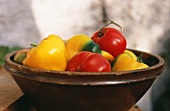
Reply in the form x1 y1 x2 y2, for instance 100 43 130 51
0 66 142 111
0 66 23 111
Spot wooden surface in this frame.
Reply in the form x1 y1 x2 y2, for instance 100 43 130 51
0 66 142 111
0 66 23 111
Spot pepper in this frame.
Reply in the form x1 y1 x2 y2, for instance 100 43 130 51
23 34 68 71
65 34 114 62
112 53 149 72
91 20 127 58
100 50 114 63
124 50 137 61
66 51 111 72
14 49 29 64
65 34 99 58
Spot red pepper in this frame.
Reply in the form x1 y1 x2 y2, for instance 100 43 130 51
91 20 127 58
66 51 111 72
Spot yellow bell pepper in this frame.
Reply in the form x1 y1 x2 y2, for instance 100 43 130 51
124 50 137 60
65 34 91 59
100 50 114 63
112 53 149 72
65 34 114 62
23 34 68 71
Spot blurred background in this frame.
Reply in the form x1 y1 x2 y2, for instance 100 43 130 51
0 0 169 111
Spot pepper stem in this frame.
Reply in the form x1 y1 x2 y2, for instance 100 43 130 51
137 54 143 63
98 19 123 37
30 43 37 47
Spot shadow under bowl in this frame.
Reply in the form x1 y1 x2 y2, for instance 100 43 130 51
4 49 164 111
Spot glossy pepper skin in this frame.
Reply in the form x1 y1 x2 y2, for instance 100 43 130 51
124 50 137 61
66 51 111 72
91 27 127 58
100 50 114 63
23 34 68 71
112 53 149 72
65 34 114 62
65 34 100 59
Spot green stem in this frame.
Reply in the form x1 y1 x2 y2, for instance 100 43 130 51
137 54 143 63
30 43 37 47
98 19 123 37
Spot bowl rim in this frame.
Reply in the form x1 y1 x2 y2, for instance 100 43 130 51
4 49 165 85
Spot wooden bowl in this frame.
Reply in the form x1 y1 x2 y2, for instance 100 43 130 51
4 49 164 111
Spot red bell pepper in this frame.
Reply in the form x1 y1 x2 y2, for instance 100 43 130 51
66 51 111 72
91 20 127 58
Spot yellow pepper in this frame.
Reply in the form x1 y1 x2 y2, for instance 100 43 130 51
65 34 92 59
112 53 149 72
100 50 114 63
65 34 114 62
23 34 68 71
124 50 137 60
